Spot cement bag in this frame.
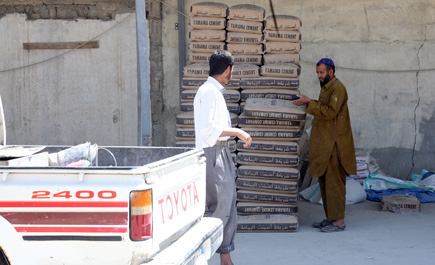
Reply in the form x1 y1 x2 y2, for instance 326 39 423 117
240 89 300 101
182 102 239 114
299 184 322 204
180 102 193 112
57 142 98 167
355 149 370 164
264 54 300 65
181 77 206 89
226 102 241 114
232 64 260 78
265 15 302 31
190 16 226 30
264 42 301 54
222 90 241 103
228 4 265 22
364 174 424 191
227 19 263 34
188 53 211 64
190 2 228 17
236 140 299 155
410 169 435 190
189 42 225 53
176 111 195 127
243 98 306 121
240 77 299 89
264 30 301 42
240 128 301 142
261 63 300 78
227 44 264 55
237 214 298 233
237 152 299 167
346 179 368 204
189 30 226 42
227 32 263 44
183 63 209 78
233 54 263 65
300 178 366 205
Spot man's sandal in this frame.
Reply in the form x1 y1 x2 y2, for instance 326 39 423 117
320 224 346 232
312 219 333 228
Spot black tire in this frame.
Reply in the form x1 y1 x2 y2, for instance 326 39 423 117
0 248 10 265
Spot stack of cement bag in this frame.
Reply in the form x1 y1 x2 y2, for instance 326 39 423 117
263 15 301 65
264 15 301 62
177 2 237 153
236 14 303 233
188 2 227 64
178 3 305 232
239 14 301 123
236 98 306 232
226 4 265 66
350 149 383 184
226 4 266 130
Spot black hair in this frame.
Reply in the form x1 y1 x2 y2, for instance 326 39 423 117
316 62 335 74
209 50 234 76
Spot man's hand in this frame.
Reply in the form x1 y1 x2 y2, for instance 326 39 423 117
292 94 311 106
220 128 252 147
238 129 252 147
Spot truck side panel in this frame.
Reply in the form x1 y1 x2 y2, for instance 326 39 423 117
0 149 208 265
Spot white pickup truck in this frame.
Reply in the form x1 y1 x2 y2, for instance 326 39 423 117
0 101 222 265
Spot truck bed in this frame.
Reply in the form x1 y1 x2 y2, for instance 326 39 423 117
0 146 196 169
0 146 221 265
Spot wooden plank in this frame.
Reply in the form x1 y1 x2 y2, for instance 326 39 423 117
23 41 99 50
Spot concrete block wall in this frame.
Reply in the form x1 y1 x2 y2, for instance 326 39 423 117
0 0 135 20
147 0 167 146
161 0 435 179
0 0 168 147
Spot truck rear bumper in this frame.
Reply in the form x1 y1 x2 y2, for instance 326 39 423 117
144 217 223 265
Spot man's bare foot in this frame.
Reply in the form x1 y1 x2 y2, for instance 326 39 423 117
220 253 234 265
333 219 345 227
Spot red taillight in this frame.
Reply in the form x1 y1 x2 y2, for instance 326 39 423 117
130 190 152 241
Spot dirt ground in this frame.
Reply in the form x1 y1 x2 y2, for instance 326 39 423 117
209 199 435 265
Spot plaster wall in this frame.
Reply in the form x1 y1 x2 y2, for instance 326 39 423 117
161 0 435 178
0 12 138 146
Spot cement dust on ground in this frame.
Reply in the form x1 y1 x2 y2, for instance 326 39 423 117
209 200 435 265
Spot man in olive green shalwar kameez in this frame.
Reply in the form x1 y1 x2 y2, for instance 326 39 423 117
293 58 356 232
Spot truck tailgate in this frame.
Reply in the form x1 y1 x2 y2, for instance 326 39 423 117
144 217 222 265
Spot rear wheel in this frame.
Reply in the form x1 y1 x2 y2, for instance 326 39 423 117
0 248 10 265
